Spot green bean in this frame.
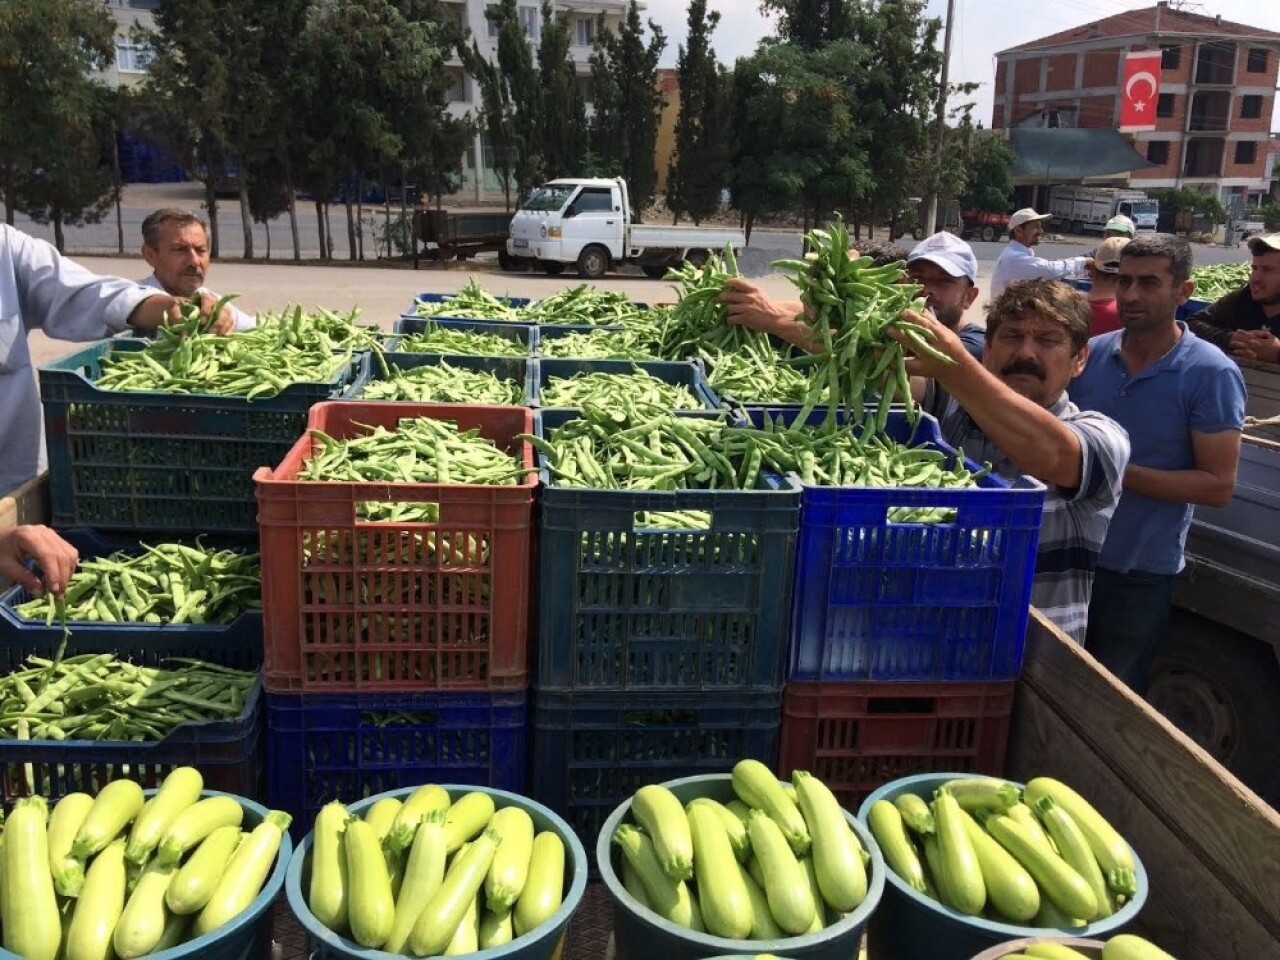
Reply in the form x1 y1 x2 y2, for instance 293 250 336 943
656 246 776 362
413 278 525 321
539 328 663 360
361 359 524 405
539 369 702 410
1190 262 1249 300
701 349 818 404
395 325 526 357
522 285 653 326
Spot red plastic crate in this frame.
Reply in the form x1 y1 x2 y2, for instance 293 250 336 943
254 402 536 693
777 680 1015 809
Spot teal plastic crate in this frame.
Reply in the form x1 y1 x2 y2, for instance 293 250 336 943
40 339 364 534
391 315 539 354
533 358 720 410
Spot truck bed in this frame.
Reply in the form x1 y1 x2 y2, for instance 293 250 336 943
628 224 746 250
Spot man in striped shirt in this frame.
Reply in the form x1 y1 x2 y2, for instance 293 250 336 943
897 279 1131 642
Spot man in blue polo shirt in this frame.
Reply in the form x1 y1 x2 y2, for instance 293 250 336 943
1070 234 1246 693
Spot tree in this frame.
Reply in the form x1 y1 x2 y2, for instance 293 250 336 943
667 0 731 225
464 42 516 209
761 0 854 50
0 0 116 231
493 0 540 199
957 129 1016 214
536 1 587 181
589 1 665 215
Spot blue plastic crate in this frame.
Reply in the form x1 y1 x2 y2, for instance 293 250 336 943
533 358 721 411
752 408 1047 683
391 315 539 354
266 689 529 835
40 339 365 534
534 410 799 693
349 353 536 405
531 687 782 863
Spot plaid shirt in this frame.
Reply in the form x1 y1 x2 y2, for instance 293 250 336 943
925 385 1131 642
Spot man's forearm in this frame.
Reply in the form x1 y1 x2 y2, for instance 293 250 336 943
126 295 178 331
761 300 820 353
1124 464 1233 507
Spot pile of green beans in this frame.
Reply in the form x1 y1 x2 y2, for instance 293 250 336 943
361 360 524 405
14 543 260 627
1190 262 1249 300
0 655 257 743
657 246 777 363
258 305 386 355
539 328 663 360
773 217 950 430
412 279 524 321
395 325 527 357
302 418 527 522
539 369 703 410
701 349 817 405
523 284 651 326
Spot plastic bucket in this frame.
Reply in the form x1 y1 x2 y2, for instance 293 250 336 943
857 773 1148 960
285 784 588 960
598 772 886 960
969 937 1105 959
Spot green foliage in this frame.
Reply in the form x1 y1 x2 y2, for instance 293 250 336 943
589 1 666 214
537 1 588 181
956 128 1016 214
762 0 855 50
1257 202 1280 232
494 0 541 198
1148 187 1228 226
667 0 731 224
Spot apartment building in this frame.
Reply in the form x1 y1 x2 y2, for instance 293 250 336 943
993 1 1280 208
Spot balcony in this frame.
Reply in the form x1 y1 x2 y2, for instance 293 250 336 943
1192 43 1236 85
1187 90 1230 132
1182 137 1225 178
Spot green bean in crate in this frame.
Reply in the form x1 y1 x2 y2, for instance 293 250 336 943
413 279 526 321
701 350 817 406
538 327 663 360
395 324 528 357
359 358 525 405
1190 262 1249 301
539 369 703 411
523 284 652 326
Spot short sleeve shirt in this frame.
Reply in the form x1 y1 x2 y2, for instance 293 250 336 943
1070 323 1246 575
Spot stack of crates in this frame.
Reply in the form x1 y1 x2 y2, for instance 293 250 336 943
770 409 1047 812
528 409 801 857
257 402 537 833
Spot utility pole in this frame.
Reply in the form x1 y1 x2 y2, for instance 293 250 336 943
924 0 957 235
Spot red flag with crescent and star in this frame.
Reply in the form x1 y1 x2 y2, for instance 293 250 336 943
1119 50 1163 132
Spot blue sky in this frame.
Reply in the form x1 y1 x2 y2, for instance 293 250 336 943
641 0 1280 128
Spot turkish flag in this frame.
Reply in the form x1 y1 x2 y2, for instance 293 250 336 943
1119 51 1163 131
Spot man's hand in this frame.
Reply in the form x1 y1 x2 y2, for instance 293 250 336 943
719 278 794 334
0 526 79 599
1228 328 1280 364
887 308 974 382
192 291 236 335
130 292 235 336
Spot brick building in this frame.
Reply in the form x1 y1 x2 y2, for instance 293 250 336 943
993 1 1280 209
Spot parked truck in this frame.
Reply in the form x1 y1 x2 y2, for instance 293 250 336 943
504 177 746 279
1048 185 1159 234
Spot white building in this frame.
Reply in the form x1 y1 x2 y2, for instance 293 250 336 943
100 0 159 90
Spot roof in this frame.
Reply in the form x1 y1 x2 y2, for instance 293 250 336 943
999 3 1280 55
1009 128 1155 183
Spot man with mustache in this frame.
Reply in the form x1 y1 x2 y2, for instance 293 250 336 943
1185 232 1280 363
1070 234 1246 692
139 209 255 331
893 278 1130 643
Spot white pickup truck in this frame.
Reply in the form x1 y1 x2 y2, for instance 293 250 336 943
503 177 746 279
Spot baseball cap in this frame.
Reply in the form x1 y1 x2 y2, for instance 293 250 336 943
1248 233 1280 255
907 231 978 283
1094 236 1131 273
1008 208 1053 230
1104 215 1136 237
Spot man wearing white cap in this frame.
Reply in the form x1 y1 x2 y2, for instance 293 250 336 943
904 232 985 361
991 208 1092 298
1103 215 1137 239
1186 232 1280 363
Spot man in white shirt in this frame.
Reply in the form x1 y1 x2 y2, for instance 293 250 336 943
991 208 1092 298
139 209 255 332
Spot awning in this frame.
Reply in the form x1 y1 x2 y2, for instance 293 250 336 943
1009 128 1156 184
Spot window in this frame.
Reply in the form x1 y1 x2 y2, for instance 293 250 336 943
1146 141 1170 165
1241 95 1263 119
519 5 539 41
1156 93 1175 118
1247 48 1269 74
1235 141 1258 165
578 77 594 105
486 6 499 38
1161 45 1181 70
576 17 595 47
446 70 466 103
573 188 614 213
114 38 153 74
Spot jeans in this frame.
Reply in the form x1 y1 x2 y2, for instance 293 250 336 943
1084 567 1178 695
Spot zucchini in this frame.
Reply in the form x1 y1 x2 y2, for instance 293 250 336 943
514 831 566 937
1035 796 1112 920
126 767 203 865
746 808 815 934
1008 802 1059 859
689 797 750 863
485 806 535 913
894 793 936 835
614 824 695 927
387 784 451 854
689 801 752 939
409 826 501 957
72 780 145 861
443 791 496 853
478 906 514 949
363 797 403 842
1025 944 1096 960
798 856 826 932
959 809 1040 922
736 860 784 940
3 796 61 960
932 788 986 915
920 832 949 906
793 770 866 912
443 892 479 956
1024 777 1136 896
114 859 176 959
1101 934 1177 960
621 857 650 909
194 810 291 936
725 798 753 825
155 795 244 868
307 802 350 934
48 793 95 898
632 784 692 880
165 824 242 915
867 799 927 894
66 839 127 960
345 818 395 948
1034 895 1087 930
732 759 810 856
943 776 1021 814
384 810 447 955
984 813 1097 920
